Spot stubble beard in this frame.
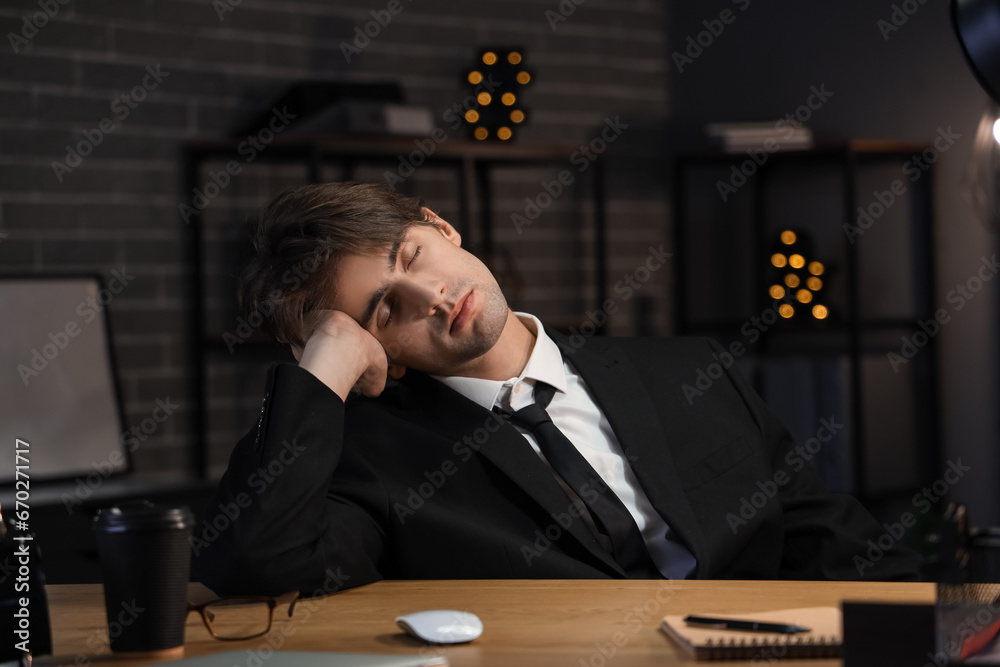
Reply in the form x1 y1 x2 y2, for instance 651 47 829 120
446 278 508 365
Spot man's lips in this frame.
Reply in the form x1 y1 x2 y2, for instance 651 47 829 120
450 290 474 334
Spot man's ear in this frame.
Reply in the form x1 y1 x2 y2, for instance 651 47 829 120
387 363 406 380
421 206 462 247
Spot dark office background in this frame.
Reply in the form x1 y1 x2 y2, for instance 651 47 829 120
1 0 997 556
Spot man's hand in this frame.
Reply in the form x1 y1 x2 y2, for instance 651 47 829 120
294 310 388 401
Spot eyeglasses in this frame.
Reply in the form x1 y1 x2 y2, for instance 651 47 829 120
187 591 299 640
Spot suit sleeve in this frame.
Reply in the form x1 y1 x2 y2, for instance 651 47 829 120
191 363 388 597
708 339 924 581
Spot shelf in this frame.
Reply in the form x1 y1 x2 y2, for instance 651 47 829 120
683 318 936 331
186 133 589 163
677 140 935 163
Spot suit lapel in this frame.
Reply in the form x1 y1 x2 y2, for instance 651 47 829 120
551 332 712 575
397 370 626 578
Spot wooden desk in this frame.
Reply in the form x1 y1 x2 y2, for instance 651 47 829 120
39 580 935 666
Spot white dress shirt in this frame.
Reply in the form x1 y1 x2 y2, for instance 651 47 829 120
433 313 696 579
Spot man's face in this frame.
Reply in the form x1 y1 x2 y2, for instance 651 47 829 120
330 212 510 376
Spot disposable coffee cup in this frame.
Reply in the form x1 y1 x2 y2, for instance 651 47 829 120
93 501 193 658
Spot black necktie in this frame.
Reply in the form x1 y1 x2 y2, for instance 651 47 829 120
501 381 658 578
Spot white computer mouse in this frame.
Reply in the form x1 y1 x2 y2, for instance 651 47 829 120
395 609 484 644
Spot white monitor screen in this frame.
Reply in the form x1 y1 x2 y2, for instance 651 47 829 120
0 276 127 483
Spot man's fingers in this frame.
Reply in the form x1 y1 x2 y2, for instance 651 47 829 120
295 308 389 399
351 364 388 398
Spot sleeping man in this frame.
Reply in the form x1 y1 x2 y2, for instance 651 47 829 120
193 181 921 595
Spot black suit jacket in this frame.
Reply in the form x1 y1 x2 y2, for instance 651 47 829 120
193 334 921 596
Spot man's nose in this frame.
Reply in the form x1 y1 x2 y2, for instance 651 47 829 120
402 277 447 317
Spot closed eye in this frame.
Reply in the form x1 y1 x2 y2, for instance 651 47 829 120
381 246 422 328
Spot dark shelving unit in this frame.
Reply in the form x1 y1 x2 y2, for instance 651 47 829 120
673 141 941 505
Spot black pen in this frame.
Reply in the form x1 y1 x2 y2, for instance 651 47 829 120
683 615 810 634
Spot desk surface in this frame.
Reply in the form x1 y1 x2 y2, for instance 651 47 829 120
40 579 935 666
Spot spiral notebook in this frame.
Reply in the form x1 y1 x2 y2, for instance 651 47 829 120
660 607 842 660
166 651 447 666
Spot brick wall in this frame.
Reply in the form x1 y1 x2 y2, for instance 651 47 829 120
0 0 671 476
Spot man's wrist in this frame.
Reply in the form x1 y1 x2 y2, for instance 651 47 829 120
298 357 360 402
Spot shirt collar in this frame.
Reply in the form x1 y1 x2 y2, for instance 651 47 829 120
431 312 568 411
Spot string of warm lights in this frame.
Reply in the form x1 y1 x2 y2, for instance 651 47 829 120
769 229 828 321
464 49 532 141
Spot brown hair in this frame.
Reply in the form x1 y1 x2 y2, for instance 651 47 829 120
239 181 433 348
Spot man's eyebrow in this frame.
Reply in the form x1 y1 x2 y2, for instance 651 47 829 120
360 238 403 328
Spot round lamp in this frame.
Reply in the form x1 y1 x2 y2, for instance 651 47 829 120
952 0 1000 104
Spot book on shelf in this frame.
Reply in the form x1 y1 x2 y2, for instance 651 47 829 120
705 121 814 153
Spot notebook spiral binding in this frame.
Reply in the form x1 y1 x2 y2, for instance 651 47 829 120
701 635 841 660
